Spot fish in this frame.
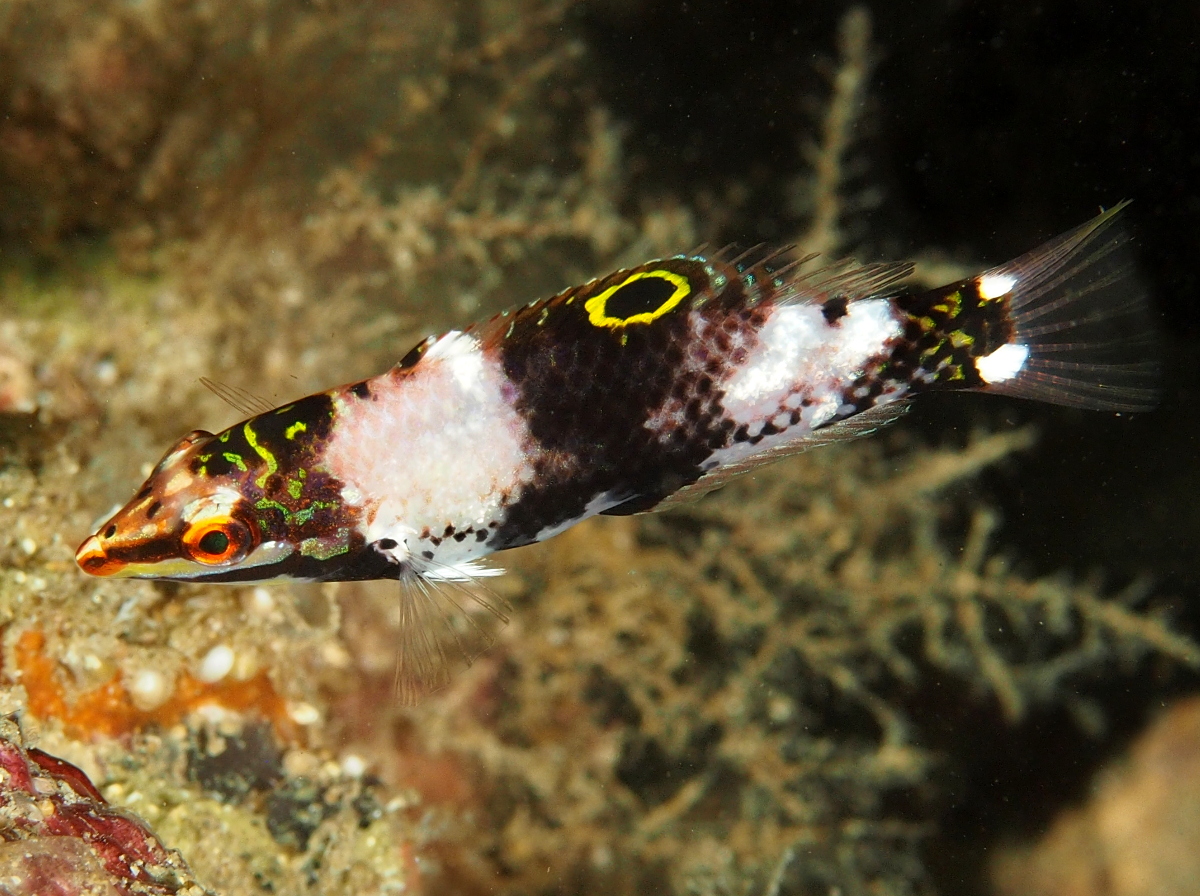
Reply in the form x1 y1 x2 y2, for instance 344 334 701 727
76 204 1157 697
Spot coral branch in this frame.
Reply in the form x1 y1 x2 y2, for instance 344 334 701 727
797 6 874 258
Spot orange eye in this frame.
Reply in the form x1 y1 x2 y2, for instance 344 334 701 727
182 518 253 565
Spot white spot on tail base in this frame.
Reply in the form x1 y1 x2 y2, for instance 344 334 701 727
976 343 1029 384
979 272 1017 300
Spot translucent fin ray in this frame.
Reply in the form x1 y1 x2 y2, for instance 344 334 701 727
199 377 277 417
392 559 512 705
709 244 911 305
779 258 915 305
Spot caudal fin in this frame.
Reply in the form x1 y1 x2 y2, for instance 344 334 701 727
963 203 1159 412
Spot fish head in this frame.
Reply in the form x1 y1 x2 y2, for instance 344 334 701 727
75 428 294 581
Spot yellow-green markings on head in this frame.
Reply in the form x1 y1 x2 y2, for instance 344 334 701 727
242 421 278 489
585 269 691 328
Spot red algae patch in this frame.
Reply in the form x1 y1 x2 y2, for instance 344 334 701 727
0 716 207 895
12 629 297 742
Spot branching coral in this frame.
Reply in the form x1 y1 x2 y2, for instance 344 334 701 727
794 6 876 258
0 0 580 242
331 425 1195 896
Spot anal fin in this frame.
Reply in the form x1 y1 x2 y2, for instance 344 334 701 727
645 400 911 513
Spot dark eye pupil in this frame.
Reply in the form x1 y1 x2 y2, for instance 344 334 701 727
198 530 230 555
104 524 117 539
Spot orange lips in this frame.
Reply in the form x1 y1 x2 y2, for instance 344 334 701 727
75 534 122 576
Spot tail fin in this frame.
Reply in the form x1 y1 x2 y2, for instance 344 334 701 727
896 204 1159 412
971 202 1158 411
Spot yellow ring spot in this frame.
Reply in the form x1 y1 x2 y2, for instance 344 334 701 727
584 269 691 329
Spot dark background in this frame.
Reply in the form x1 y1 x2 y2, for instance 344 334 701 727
581 1 1199 892
583 0 1198 322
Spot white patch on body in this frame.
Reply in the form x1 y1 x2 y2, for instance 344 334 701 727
721 299 902 426
975 343 1029 384
424 330 486 390
703 299 903 471
321 330 534 567
978 272 1016 300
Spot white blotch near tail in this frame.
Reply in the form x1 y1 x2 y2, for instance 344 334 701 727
978 272 1016 300
720 306 824 407
721 299 901 424
975 343 1030 384
699 299 904 475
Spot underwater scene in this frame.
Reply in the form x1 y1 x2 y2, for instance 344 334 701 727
1 2 1197 894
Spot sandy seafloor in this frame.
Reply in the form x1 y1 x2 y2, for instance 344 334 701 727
0 2 1198 895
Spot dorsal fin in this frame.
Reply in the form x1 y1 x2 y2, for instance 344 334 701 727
200 377 277 418
707 245 913 305
777 257 915 304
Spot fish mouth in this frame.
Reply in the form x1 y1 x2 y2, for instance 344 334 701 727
74 538 204 579
74 534 302 582
75 533 178 578
75 534 125 577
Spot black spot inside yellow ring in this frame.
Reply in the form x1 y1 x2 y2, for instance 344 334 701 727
584 269 691 328
605 276 677 320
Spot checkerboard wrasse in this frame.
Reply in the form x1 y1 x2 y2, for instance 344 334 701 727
77 205 1156 697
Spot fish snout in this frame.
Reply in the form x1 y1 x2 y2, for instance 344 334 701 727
75 534 120 576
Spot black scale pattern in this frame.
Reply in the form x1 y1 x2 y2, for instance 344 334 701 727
815 279 1016 423
889 279 1014 393
479 257 775 550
